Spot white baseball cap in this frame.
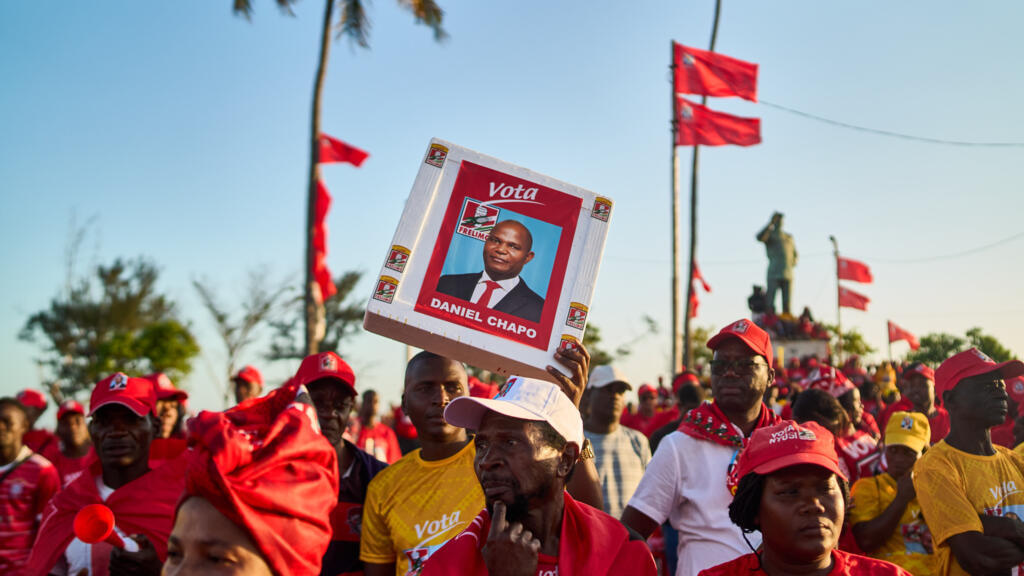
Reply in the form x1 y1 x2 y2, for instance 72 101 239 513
587 365 631 390
444 376 584 447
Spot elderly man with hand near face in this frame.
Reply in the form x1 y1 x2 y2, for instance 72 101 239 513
622 319 782 576
421 375 656 576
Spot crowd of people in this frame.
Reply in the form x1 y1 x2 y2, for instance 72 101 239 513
3 317 1024 575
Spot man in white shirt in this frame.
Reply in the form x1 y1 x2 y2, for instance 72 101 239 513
436 220 544 323
621 319 781 576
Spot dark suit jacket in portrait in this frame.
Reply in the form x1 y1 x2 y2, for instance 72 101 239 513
436 272 544 323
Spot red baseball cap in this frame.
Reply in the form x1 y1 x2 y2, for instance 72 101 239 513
1007 377 1024 404
935 348 1024 399
903 363 935 382
89 372 158 417
672 372 701 393
734 420 846 482
234 365 264 387
16 389 48 411
707 319 774 367
292 352 356 395
144 372 189 403
638 384 657 398
803 366 855 398
57 399 85 420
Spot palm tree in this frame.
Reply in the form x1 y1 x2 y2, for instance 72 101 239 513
234 0 446 355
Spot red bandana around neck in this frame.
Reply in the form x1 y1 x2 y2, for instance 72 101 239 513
678 401 783 494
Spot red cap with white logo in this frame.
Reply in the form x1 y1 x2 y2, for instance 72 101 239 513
57 399 86 420
935 348 1024 399
707 318 774 367
292 352 356 395
16 389 48 411
89 373 158 417
734 420 846 482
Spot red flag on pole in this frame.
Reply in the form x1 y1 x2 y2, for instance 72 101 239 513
838 286 870 311
692 260 712 293
673 42 758 102
318 134 369 166
689 260 711 318
313 180 337 301
838 257 873 283
888 321 920 350
676 97 761 147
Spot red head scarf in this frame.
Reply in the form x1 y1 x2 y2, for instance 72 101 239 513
183 383 339 576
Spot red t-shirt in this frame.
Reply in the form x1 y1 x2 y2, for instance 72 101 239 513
836 429 879 483
357 421 402 464
22 428 57 455
698 549 912 576
536 553 558 576
0 449 60 574
43 444 94 488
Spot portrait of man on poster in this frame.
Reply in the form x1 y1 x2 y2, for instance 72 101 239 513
436 219 544 323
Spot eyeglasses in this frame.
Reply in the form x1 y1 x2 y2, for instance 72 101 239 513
709 359 768 376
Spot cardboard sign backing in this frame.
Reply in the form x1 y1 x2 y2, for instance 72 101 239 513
363 139 612 382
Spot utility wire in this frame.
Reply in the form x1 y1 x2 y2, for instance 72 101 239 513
760 100 1024 148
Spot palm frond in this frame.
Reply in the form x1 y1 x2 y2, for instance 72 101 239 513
233 0 255 20
232 0 300 20
398 0 447 42
337 0 371 48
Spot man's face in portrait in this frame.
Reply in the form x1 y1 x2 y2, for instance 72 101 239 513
482 221 534 281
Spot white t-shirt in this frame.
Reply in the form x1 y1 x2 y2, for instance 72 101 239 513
627 431 761 576
52 477 116 576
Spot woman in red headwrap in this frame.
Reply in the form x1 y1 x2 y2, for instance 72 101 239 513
162 383 339 576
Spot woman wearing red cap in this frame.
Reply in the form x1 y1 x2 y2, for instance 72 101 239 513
699 421 911 576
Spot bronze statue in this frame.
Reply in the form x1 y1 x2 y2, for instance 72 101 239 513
757 212 797 315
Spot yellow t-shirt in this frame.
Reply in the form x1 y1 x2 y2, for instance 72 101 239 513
850 472 933 576
913 440 1024 576
360 441 484 576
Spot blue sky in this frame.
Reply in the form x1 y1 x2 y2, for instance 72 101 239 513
3 1 1024 421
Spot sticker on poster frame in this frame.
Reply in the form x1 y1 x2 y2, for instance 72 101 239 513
385 245 411 274
566 302 588 330
425 143 449 168
373 276 399 304
592 197 612 222
558 334 580 353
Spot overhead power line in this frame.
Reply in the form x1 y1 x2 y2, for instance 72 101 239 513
760 100 1024 148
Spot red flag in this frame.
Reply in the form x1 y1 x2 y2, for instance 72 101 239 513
838 256 873 283
318 134 369 166
313 180 337 301
692 260 711 293
888 321 920 350
838 286 870 311
673 42 758 102
689 288 700 319
676 97 761 147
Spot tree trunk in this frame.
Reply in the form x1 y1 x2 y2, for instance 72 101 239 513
305 0 335 355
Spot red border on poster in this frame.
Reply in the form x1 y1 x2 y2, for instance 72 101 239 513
415 161 581 349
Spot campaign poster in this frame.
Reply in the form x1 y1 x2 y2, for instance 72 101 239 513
415 160 581 349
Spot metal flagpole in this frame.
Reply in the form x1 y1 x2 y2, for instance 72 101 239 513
671 42 682 375
681 0 723 371
830 236 843 363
